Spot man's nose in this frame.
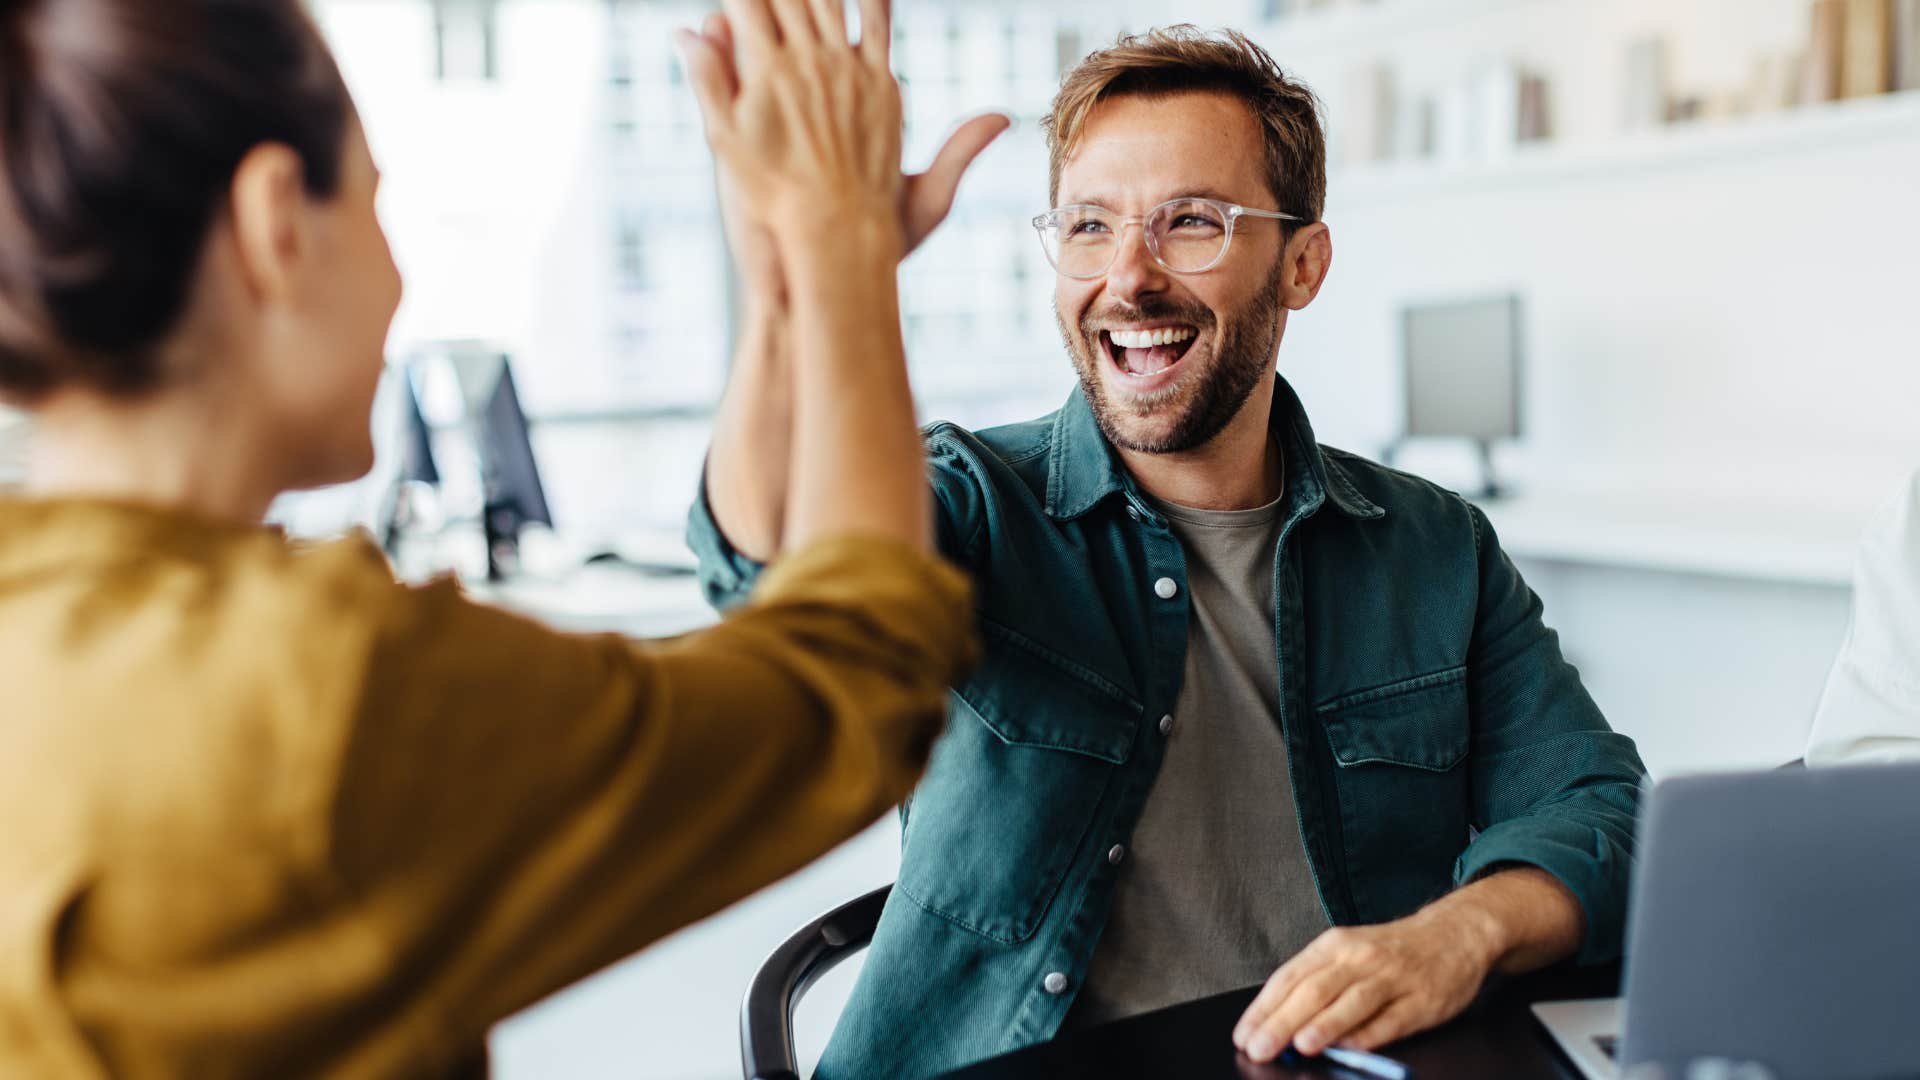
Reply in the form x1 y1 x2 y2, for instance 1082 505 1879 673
1103 222 1170 307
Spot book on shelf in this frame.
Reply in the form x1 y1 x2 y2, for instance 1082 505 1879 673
1470 60 1521 159
1517 72 1551 143
1804 0 1846 103
1843 0 1895 97
1897 0 1920 90
1623 36 1670 129
1747 50 1806 114
1339 62 1397 165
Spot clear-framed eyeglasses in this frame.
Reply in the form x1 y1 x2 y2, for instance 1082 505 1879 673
1031 197 1301 280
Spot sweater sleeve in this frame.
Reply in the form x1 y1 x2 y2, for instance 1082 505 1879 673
324 535 976 1047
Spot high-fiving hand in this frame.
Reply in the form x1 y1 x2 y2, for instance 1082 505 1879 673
691 0 904 230
676 1 1008 299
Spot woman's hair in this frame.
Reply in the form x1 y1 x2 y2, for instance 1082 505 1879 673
0 0 352 402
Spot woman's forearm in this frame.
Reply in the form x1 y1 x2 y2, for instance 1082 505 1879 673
779 215 929 553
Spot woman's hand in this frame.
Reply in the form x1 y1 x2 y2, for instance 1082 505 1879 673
679 0 904 251
677 4 1007 265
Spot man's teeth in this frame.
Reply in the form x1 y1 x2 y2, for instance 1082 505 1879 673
1108 327 1196 349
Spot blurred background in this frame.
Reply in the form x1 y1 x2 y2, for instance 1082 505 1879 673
2 0 1915 1075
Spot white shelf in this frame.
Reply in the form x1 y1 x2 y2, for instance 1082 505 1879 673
1480 491 1863 587
1262 0 1556 56
1329 89 1920 209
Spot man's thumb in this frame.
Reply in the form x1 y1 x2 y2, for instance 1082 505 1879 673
904 113 1011 250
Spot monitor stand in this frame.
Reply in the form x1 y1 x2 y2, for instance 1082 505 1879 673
1380 437 1507 501
1474 438 1505 501
483 500 522 583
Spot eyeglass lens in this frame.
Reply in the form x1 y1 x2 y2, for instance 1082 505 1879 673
1043 199 1233 278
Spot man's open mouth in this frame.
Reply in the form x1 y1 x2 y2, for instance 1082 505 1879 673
1102 326 1199 378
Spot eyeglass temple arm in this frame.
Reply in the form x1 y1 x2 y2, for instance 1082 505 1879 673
1230 206 1301 222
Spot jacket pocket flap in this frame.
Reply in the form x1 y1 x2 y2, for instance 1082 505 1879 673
1317 668 1469 772
957 619 1141 763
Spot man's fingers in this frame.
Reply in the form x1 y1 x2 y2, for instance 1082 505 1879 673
1292 980 1397 1056
804 0 848 44
1235 957 1315 1047
699 12 741 97
901 113 1010 250
855 0 891 66
674 30 734 141
1240 968 1349 1064
719 0 780 54
767 0 822 46
1339 998 1426 1054
1236 932 1346 1046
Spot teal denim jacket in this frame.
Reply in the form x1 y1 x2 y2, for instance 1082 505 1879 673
687 378 1646 1079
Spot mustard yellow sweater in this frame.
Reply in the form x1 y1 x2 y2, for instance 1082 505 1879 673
0 498 973 1077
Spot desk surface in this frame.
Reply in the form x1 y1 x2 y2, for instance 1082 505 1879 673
466 565 715 639
937 964 1620 1080
1479 492 1862 587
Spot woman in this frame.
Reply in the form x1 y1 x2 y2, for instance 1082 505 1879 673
0 0 969 1074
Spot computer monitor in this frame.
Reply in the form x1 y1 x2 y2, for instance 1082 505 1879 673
1400 294 1523 496
475 361 552 580
378 365 442 555
398 367 441 486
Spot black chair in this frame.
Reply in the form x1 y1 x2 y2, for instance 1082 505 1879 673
740 884 891 1080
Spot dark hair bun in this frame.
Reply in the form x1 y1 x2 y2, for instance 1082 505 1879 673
0 0 351 402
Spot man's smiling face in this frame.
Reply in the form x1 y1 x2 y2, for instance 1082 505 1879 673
1052 90 1294 455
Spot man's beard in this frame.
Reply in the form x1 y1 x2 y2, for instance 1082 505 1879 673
1059 258 1287 455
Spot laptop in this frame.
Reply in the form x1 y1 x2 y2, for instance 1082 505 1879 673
1533 762 1920 1080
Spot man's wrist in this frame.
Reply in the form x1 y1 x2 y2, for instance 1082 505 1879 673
1420 887 1510 973
738 296 789 342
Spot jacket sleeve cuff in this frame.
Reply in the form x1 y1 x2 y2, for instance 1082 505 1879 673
1453 809 1636 967
685 466 768 612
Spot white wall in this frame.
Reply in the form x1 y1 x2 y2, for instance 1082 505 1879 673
1238 0 1918 784
1263 0 1920 505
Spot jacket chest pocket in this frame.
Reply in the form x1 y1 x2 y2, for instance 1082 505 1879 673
896 622 1140 946
1315 668 1472 920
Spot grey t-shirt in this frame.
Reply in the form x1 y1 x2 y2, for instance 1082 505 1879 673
1064 489 1329 1029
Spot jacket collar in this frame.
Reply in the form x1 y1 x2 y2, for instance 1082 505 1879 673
1043 374 1384 523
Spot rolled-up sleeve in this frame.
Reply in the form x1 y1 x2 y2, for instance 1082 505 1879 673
689 428 994 615
1451 506 1647 966
686 468 771 612
324 535 977 1047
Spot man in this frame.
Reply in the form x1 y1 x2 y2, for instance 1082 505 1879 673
1805 467 1920 765
684 22 1646 1078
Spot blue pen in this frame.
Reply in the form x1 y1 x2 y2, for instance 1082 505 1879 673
1280 1044 1413 1080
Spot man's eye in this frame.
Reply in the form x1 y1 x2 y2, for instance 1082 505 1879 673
1170 214 1221 230
1066 220 1109 237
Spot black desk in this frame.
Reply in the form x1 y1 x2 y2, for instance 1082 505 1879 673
938 964 1620 1080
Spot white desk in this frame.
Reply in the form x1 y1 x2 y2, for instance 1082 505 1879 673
1479 492 1864 588
465 565 716 639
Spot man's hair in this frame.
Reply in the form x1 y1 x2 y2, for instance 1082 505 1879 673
1042 25 1325 227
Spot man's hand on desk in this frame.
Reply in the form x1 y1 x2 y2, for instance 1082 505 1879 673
1232 867 1586 1064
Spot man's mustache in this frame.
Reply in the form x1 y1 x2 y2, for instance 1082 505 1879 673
1079 301 1215 339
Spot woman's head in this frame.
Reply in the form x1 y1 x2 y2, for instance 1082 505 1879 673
0 0 401 491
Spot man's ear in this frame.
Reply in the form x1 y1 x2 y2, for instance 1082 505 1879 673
1279 222 1333 311
227 143 309 304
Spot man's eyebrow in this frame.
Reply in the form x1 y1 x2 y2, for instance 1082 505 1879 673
1053 188 1244 209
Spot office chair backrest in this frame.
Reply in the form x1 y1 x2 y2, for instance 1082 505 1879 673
740 884 891 1080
